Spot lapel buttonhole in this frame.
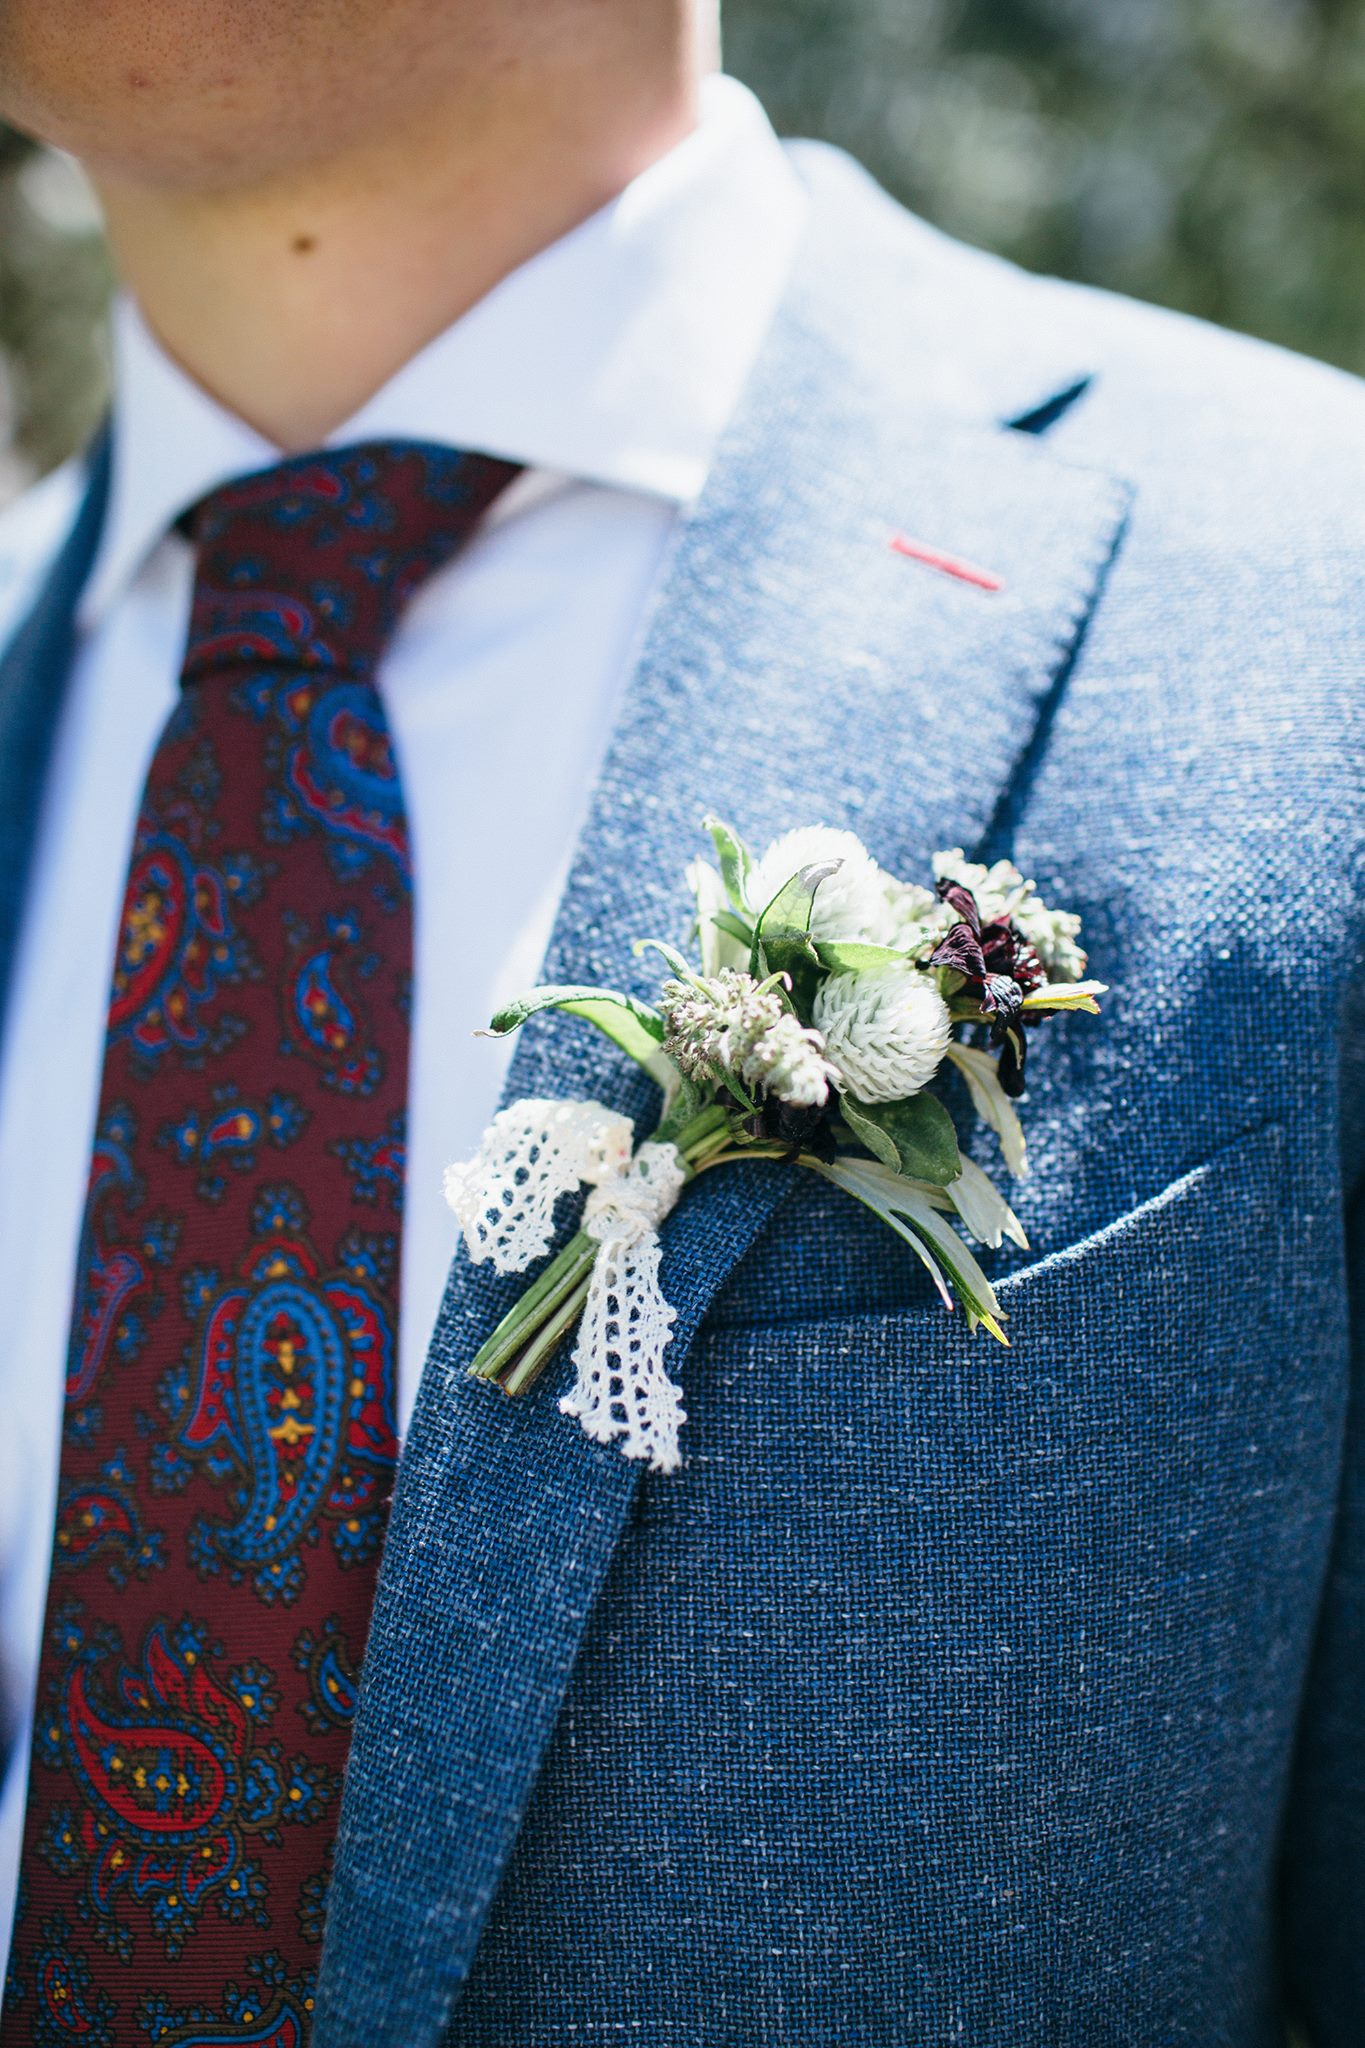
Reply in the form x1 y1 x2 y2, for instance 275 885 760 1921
889 531 1005 594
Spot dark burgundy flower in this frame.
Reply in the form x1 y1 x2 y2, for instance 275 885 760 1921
744 1095 838 1160
930 880 1045 1097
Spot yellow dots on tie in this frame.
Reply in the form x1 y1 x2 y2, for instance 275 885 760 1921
349 1376 364 1399
242 1692 255 1708
289 1786 302 1802
345 1518 360 1534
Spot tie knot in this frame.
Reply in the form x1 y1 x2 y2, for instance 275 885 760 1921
181 440 520 686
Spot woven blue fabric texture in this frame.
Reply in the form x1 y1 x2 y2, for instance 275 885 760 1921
0 143 1362 2048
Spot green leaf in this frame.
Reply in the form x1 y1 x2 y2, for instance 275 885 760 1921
815 941 907 974
888 1185 1009 1342
944 1153 1029 1250
752 860 839 981
633 936 699 983
817 1161 954 1313
810 1156 1009 1342
711 909 754 947
839 1090 961 1186
1020 979 1107 1014
486 984 677 1091
945 1042 1028 1179
703 814 755 914
838 1093 901 1171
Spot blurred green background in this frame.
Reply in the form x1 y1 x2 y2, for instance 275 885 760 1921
1 0 1363 498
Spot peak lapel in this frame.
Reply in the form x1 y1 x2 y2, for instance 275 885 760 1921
0 433 109 1040
315 164 1132 2048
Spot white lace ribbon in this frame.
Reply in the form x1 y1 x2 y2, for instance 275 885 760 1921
444 1100 689 1473
443 1098 635 1273
561 1139 689 1473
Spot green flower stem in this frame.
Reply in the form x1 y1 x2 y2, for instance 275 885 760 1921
467 1229 597 1381
469 1110 790 1399
663 1102 732 1154
682 1125 736 1169
690 1143 795 1174
499 1271 595 1399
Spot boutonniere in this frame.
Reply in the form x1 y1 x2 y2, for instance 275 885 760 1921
445 819 1104 1473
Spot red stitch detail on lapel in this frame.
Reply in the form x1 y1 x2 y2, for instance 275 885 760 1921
889 533 1005 593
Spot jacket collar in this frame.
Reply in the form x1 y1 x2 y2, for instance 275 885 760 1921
314 147 1132 2047
81 78 804 631
0 428 111 1045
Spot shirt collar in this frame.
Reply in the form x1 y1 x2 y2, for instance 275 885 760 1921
80 74 805 629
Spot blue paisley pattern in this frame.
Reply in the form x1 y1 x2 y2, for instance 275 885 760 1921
64 1108 180 1439
33 1606 336 1963
154 1192 398 1604
53 1453 165 1588
136 1950 313 2044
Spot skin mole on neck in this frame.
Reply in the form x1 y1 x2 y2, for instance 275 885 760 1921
290 233 318 255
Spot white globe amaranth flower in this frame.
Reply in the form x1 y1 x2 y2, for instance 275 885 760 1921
813 962 953 1103
749 825 899 945
932 848 1087 981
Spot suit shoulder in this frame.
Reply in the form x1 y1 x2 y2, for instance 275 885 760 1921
791 139 1365 512
0 458 84 651
1033 266 1365 504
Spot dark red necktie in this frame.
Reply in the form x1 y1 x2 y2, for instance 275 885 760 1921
2 442 519 2045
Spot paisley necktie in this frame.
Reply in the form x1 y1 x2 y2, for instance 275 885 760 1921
2 441 520 2044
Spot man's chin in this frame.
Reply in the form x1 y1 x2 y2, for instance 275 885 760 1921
0 0 382 192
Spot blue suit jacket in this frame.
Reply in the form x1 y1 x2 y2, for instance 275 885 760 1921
2 144 1363 2047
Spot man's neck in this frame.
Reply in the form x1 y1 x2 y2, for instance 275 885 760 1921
94 45 704 452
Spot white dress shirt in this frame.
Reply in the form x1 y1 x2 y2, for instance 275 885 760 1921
0 74 803 1959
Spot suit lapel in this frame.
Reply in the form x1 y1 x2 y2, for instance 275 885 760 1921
315 164 1133 2048
0 430 110 1040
